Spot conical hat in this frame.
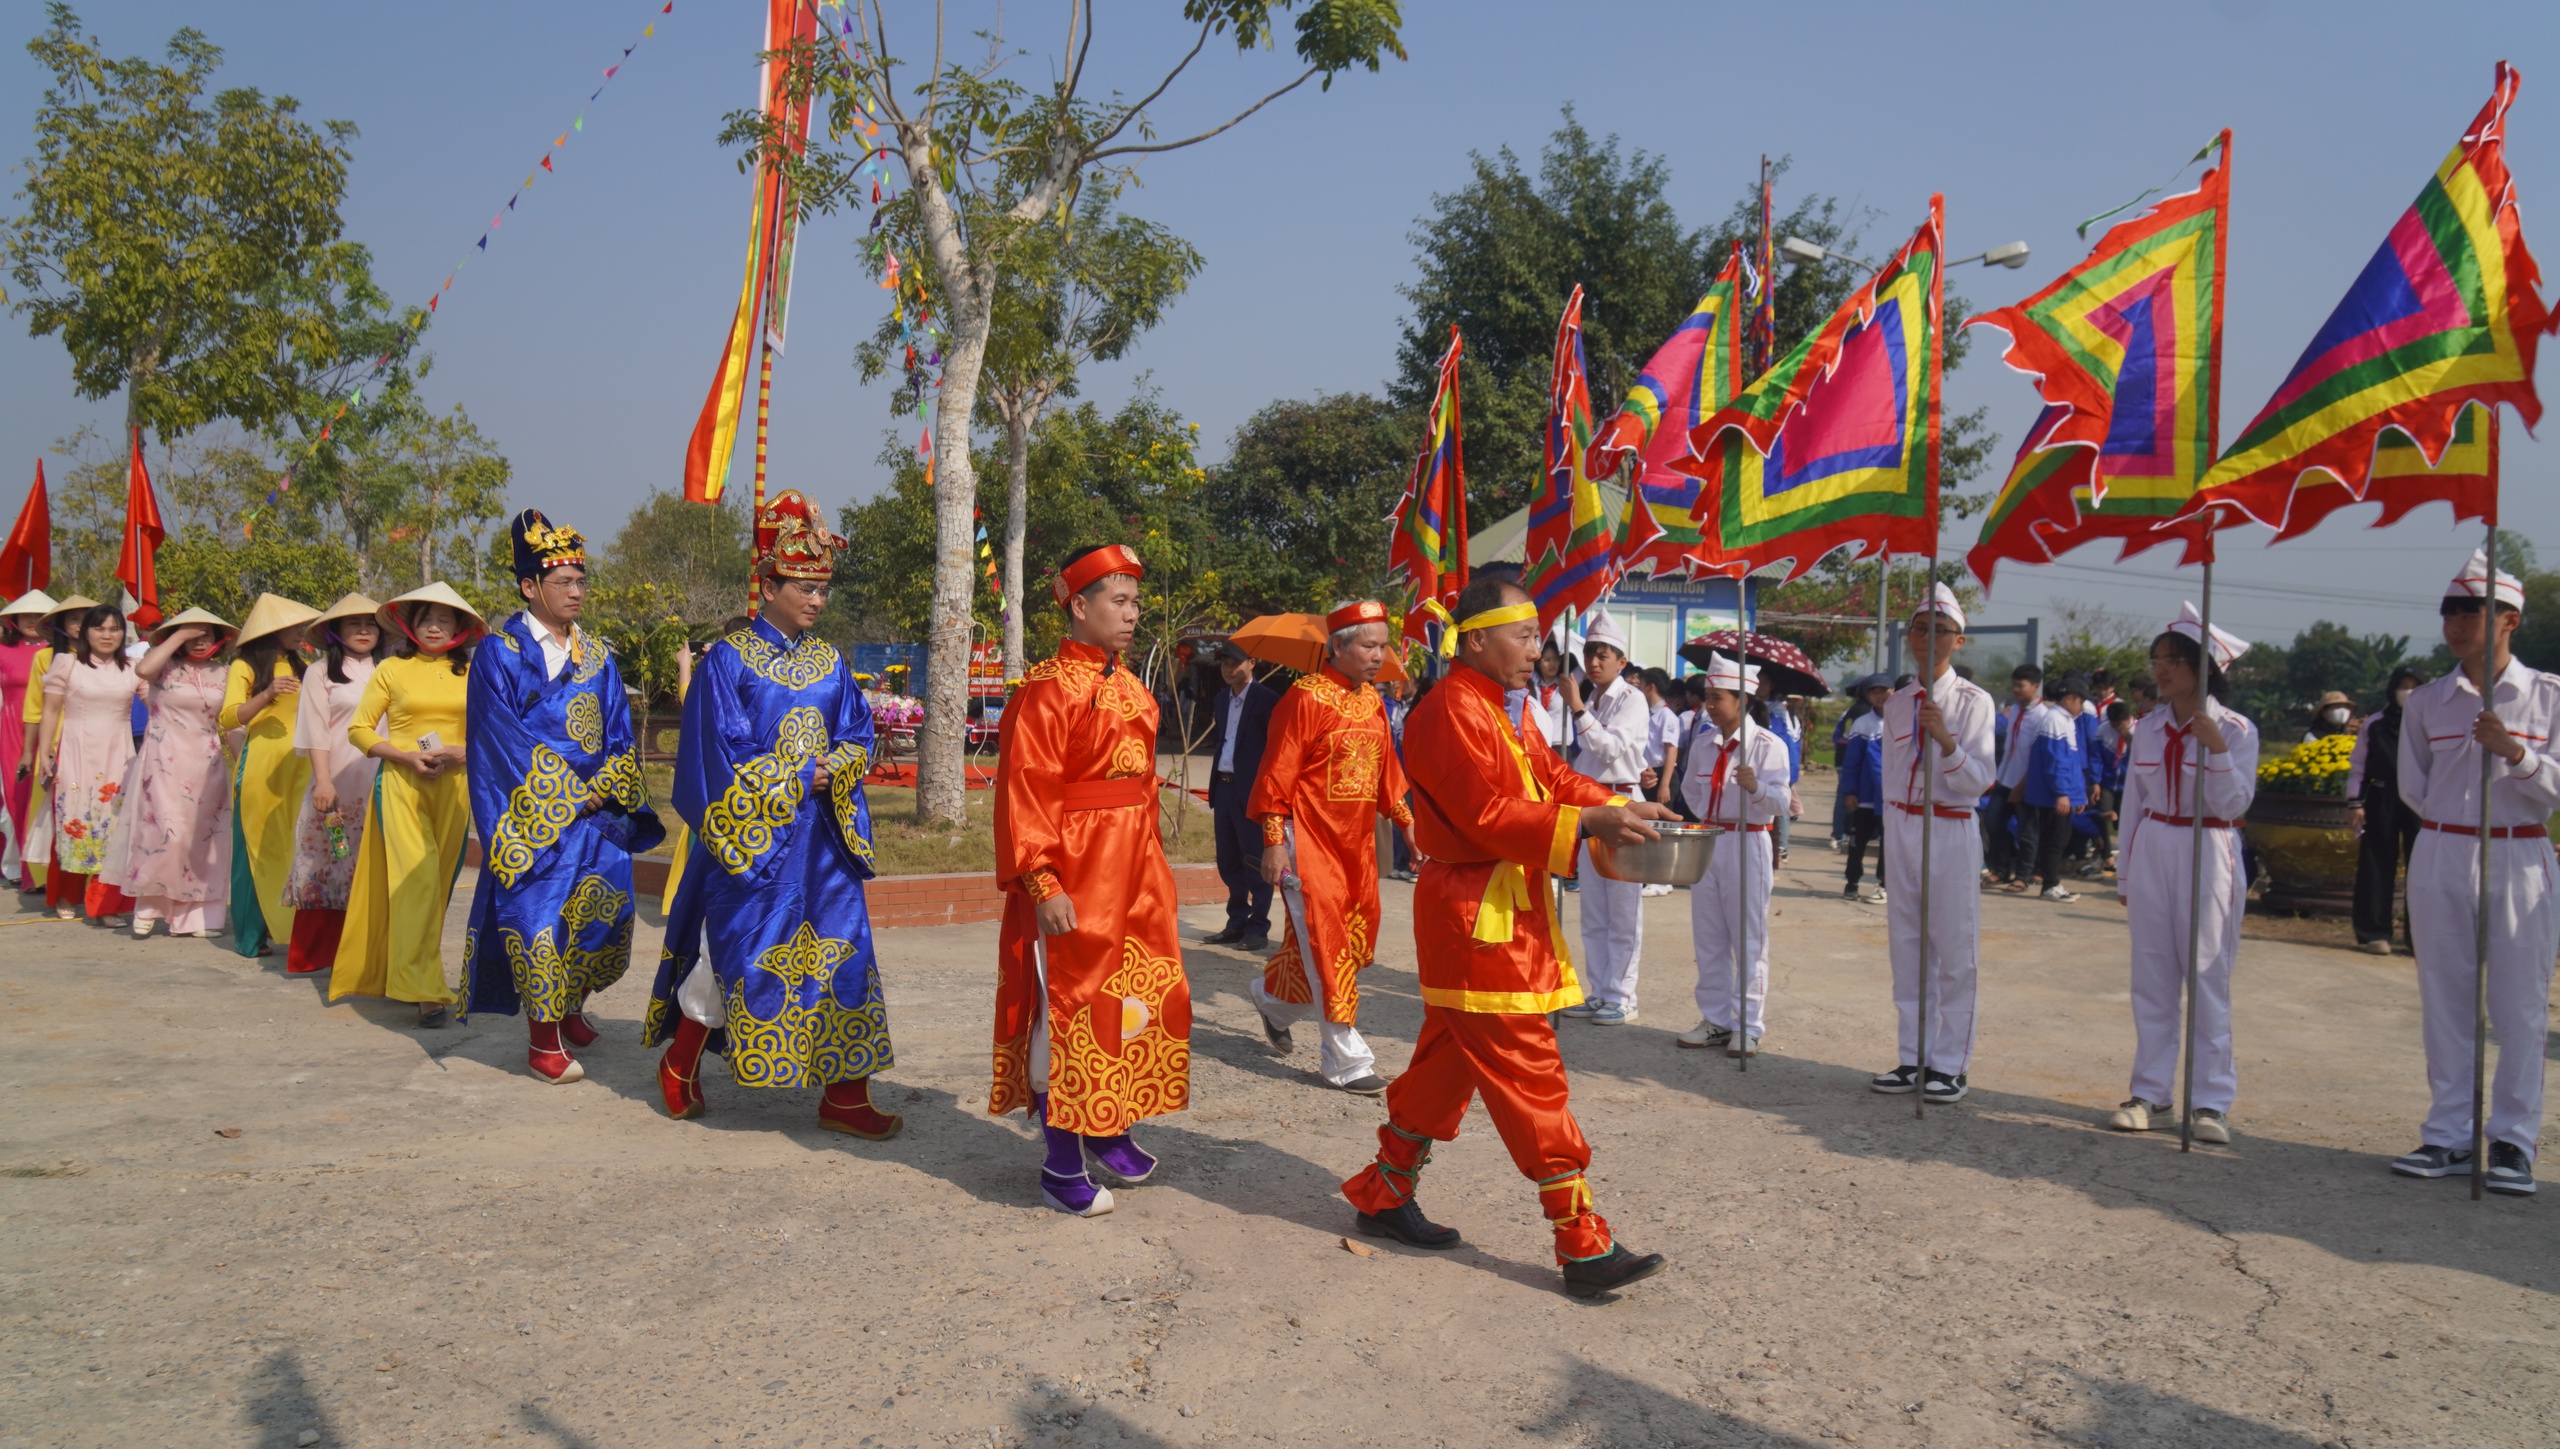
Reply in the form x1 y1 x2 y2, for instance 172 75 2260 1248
312 591 383 628
379 581 487 647
149 606 237 643
0 588 59 619
236 593 322 645
41 593 99 625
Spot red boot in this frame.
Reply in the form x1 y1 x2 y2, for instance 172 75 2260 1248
559 996 600 1049
658 1017 708 1120
528 1019 584 1084
817 1077 902 1140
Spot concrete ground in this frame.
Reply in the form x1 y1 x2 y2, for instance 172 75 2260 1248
4 785 2556 1449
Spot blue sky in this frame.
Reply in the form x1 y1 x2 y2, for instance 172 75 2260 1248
2 1 2555 647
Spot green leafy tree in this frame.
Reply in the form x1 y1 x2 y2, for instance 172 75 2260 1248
1395 124 1995 522
2037 601 2156 689
1203 392 1415 616
598 488 754 631
587 582 693 755
861 190 1201 678
3 5 399 446
735 0 1405 824
2227 622 2420 735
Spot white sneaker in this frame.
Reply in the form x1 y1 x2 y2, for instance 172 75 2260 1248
1640 883 1672 897
2106 1099 2159 1132
1861 887 1887 904
2040 886 2078 902
1674 1019 1732 1050
2188 1109 2231 1145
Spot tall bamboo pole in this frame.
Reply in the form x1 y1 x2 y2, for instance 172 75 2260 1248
747 336 774 618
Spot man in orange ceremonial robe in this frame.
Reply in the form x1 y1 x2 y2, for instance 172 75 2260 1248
1248 598 1410 1094
1342 575 1675 1298
992 544 1192 1217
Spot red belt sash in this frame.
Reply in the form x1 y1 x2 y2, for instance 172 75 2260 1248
2420 818 2549 840
1061 775 1155 812
2143 810 2241 829
1891 801 1973 820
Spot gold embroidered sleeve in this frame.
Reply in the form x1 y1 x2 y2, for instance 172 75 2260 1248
1388 797 1414 830
1023 868 1063 902
827 742 874 867
587 749 648 813
698 706 828 876
487 745 583 887
1260 814 1287 846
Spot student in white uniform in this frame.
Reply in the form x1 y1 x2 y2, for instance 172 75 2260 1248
1870 584 1998 1104
1675 653 1790 1055
2106 604 2258 1143
1558 608 1651 1025
2389 550 2560 1196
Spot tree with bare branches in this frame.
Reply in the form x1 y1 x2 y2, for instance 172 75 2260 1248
730 1 1405 825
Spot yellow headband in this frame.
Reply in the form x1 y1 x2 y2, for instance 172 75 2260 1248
1433 599 1539 658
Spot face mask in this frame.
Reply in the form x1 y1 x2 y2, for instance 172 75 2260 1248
2321 708 2349 724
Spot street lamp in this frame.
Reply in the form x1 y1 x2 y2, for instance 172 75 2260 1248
1782 234 2032 271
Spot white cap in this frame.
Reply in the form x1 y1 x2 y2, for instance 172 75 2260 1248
2446 548 2525 612
2169 601 2250 671
1581 606 1629 657
1910 581 1966 633
1697 650 1761 694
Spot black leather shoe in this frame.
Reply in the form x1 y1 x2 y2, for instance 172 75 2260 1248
1355 1201 1461 1250
1563 1244 1668 1298
1202 926 1246 946
1256 1009 1293 1053
1240 934 1270 953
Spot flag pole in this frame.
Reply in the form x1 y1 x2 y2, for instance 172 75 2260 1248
1915 552 1934 1120
2471 412 2501 1201
2178 524 2217 1152
1736 621 1753 1075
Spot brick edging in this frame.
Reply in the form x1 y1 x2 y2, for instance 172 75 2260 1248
461 840 1225 928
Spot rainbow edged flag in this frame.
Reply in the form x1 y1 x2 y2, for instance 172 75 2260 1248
2176 64 2554 536
1685 196 1945 582
1590 245 1751 579
1524 288 1620 628
1389 327 1469 644
682 0 820 503
1966 136 2229 589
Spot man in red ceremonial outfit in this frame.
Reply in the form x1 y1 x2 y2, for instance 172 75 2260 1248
1246 598 1410 1095
1342 575 1675 1298
992 544 1192 1217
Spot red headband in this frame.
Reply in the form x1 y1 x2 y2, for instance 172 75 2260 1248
1051 545 1145 607
1325 600 1388 634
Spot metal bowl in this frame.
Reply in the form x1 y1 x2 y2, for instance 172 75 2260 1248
1585 822 1721 887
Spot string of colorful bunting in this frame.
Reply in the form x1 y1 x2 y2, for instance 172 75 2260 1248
245 1 681 535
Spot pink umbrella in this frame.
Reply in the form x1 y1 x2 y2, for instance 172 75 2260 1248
1677 630 1830 697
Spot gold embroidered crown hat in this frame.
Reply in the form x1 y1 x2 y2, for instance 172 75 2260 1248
511 508 588 580
755 491 846 581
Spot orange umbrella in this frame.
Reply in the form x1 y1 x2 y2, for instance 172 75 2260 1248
1228 614 1407 681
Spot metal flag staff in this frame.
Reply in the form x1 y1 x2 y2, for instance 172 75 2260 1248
1913 564 1935 1120
1733 654 1754 1074
2176 526 2218 1152
2469 415 2503 1201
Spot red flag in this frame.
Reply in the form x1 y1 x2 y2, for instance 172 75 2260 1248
117 428 166 629
0 461 51 597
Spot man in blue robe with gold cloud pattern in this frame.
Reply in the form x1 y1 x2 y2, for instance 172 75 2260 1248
462 508 664 1084
645 490 901 1140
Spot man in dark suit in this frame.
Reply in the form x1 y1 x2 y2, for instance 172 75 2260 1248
1202 641 1280 949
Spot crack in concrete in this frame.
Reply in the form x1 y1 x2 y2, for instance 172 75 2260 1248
2090 1168 2285 1342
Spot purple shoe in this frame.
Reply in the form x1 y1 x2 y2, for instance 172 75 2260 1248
1040 1168 1116 1217
1084 1132 1157 1184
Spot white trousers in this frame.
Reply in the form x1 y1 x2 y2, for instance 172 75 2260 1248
676 954 725 1029
2122 823 2244 1112
1689 827 1772 1034
1884 809 1981 1075
1250 976 1377 1085
2408 831 2559 1161
1576 843 1645 1009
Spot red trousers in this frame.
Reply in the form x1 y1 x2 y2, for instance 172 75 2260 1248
1341 1006 1612 1262
287 908 345 975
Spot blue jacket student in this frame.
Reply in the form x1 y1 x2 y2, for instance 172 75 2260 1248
1839 714 1885 813
2074 708 2110 799
2020 703 2086 810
